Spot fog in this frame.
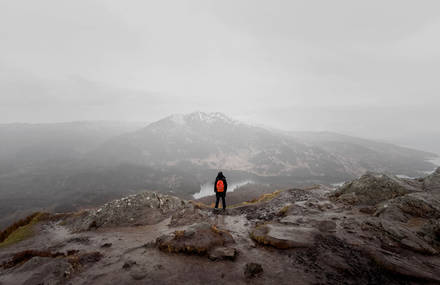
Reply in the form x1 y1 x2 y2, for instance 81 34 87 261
1 0 439 153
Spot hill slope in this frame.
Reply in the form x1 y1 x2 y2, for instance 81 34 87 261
90 111 436 179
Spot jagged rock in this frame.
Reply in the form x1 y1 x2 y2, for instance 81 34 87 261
332 172 418 206
64 191 192 231
336 192 359 205
208 247 238 261
376 192 440 222
423 167 440 192
244 262 263 278
155 222 234 256
250 223 318 249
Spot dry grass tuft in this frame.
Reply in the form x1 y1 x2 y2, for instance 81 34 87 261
229 190 283 208
277 205 291 217
0 212 49 248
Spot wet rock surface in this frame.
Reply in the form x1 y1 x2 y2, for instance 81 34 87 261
331 172 419 205
155 222 234 256
1 170 440 285
377 192 440 222
63 191 193 231
250 223 318 249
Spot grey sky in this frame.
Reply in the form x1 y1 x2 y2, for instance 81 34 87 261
0 0 439 151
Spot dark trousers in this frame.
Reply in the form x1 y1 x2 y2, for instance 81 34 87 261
215 193 226 209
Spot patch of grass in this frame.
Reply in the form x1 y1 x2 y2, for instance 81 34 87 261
277 204 291 217
229 190 283 208
174 230 185 238
301 185 321 191
0 212 46 248
190 201 212 209
192 189 284 209
210 224 220 234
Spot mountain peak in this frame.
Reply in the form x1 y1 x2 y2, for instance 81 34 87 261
166 111 238 125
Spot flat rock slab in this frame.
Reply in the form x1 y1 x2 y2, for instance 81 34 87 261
251 223 319 249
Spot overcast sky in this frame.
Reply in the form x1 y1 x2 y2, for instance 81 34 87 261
0 0 439 151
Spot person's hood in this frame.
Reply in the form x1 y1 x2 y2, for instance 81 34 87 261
217 172 225 178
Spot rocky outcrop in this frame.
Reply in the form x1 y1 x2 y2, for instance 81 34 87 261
155 222 235 257
361 218 438 255
331 172 418 206
250 223 318 249
423 167 440 192
63 191 192 231
376 192 440 222
366 249 440 283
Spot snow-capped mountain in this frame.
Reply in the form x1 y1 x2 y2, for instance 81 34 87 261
89 112 436 179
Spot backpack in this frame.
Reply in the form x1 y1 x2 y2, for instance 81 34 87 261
216 180 225 193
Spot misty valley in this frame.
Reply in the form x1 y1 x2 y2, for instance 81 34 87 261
0 112 437 230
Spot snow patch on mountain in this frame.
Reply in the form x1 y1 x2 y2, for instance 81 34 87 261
166 111 240 126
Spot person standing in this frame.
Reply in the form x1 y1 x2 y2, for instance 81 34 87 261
214 171 227 210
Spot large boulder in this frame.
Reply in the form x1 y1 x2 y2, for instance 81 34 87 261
332 172 419 206
155 222 235 257
250 223 318 249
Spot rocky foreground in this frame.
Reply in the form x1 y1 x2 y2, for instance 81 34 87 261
1 169 440 284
